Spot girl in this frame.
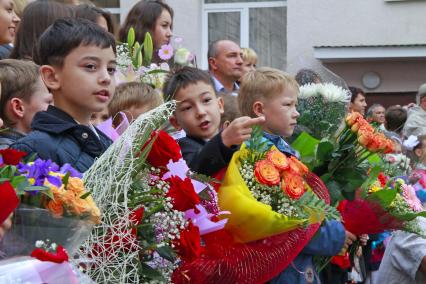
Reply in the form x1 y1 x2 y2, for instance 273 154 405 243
119 0 173 63
0 0 20 59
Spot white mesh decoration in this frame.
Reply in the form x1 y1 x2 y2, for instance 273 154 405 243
77 101 176 283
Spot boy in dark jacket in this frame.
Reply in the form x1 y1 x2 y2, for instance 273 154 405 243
12 18 116 173
163 67 264 176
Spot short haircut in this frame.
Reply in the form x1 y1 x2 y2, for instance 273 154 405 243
218 91 241 126
0 59 40 127
366 103 384 117
385 105 407 133
238 67 299 118
241 47 257 63
163 66 216 101
75 4 116 35
295 69 322 86
9 0 74 60
33 18 116 67
108 81 162 126
349 86 365 103
118 0 174 44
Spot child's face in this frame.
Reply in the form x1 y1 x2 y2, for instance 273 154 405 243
0 0 20 45
90 107 109 126
349 93 367 115
47 45 116 123
21 77 52 132
415 139 426 164
258 87 299 137
170 81 224 140
125 104 152 123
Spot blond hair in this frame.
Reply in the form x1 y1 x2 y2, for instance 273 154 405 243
241 47 257 63
238 67 299 117
108 82 163 125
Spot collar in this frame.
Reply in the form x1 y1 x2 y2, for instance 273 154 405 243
263 132 299 158
211 75 239 93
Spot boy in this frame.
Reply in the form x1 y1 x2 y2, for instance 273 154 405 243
238 67 356 284
163 66 264 176
12 18 117 173
0 59 52 149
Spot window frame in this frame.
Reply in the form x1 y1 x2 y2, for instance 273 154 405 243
201 1 287 69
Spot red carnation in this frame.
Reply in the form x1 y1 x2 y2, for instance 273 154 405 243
174 222 203 262
166 176 200 212
378 172 387 187
31 245 69 263
146 131 182 168
0 149 27 165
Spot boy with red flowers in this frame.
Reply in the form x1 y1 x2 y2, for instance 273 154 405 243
163 67 264 176
238 67 356 284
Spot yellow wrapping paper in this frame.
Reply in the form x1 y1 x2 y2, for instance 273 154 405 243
218 145 312 243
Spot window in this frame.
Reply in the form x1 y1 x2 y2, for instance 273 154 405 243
202 1 287 70
94 0 123 24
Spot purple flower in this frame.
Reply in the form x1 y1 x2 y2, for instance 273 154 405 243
60 164 82 178
158 44 173 61
18 159 62 187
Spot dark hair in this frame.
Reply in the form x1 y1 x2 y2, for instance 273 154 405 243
295 69 322 86
349 86 365 103
34 18 116 67
163 67 215 101
0 60 40 127
118 0 173 45
385 105 407 133
74 4 116 35
9 0 74 60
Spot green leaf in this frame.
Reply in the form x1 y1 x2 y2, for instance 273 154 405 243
145 69 169 75
143 32 153 65
0 178 10 183
291 132 320 159
316 141 334 162
127 27 135 48
156 245 176 262
24 185 49 191
198 188 212 201
62 172 70 189
368 189 397 208
80 191 91 199
10 176 28 189
140 263 165 281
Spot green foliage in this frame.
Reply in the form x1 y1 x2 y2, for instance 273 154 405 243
246 125 269 164
296 191 341 221
125 28 154 69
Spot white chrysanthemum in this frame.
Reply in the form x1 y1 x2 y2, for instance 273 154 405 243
174 48 191 65
320 83 351 103
299 83 319 99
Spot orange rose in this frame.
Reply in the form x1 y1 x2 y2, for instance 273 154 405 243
345 112 363 126
254 160 280 186
384 139 395 154
266 150 289 171
281 172 306 199
46 200 64 217
357 130 374 148
60 190 76 205
70 197 91 215
288 156 309 176
67 177 85 194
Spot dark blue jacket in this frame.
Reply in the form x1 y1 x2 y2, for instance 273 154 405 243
178 133 238 176
11 106 112 173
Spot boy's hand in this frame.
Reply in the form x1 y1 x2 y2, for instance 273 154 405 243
340 230 357 253
359 234 369 246
221 116 265 148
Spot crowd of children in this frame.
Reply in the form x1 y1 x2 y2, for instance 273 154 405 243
1 0 426 283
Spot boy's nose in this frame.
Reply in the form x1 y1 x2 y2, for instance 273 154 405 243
98 69 111 85
195 105 207 117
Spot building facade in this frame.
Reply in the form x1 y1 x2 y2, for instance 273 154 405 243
100 0 426 105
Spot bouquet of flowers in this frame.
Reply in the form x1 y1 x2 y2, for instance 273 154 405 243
293 112 395 204
294 83 351 140
0 149 100 258
338 170 426 236
382 153 411 177
116 28 195 92
172 128 340 283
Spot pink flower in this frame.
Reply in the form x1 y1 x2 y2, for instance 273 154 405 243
158 44 173 60
402 184 423 212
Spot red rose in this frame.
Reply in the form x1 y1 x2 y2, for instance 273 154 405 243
31 245 69 263
0 149 27 165
166 176 200 212
0 181 19 224
146 131 182 168
378 172 387 187
174 222 203 262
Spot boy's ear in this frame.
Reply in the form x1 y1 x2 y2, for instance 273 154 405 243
169 115 182 131
39 65 60 91
252 101 264 117
217 97 224 115
10 98 25 119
